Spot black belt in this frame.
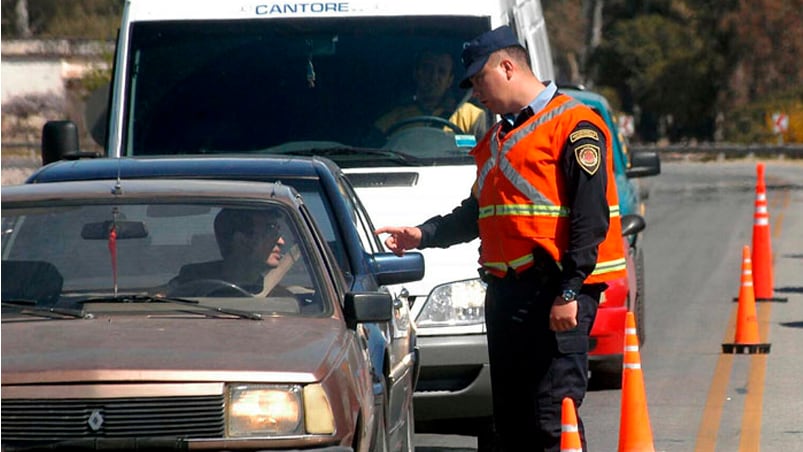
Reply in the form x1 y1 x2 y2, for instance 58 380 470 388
479 247 560 285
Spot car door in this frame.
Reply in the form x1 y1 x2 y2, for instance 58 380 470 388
336 173 416 428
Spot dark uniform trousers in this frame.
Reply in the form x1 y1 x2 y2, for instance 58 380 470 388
483 264 600 452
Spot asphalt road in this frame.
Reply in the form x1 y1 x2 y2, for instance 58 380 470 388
414 159 803 451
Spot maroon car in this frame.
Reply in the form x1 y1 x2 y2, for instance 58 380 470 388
1 179 399 451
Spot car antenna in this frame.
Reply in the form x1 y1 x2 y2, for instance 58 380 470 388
108 207 120 297
111 158 123 195
109 158 122 296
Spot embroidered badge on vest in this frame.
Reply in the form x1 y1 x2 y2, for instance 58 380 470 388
575 143 601 175
569 129 599 143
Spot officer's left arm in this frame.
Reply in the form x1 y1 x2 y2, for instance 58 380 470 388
559 120 610 293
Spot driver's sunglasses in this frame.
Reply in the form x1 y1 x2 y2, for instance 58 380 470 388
251 222 280 239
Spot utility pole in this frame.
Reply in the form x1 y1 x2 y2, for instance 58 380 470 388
583 0 603 87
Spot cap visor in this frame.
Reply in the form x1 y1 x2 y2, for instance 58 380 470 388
459 57 488 89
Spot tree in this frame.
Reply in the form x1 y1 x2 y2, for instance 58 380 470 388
543 0 588 85
14 0 31 37
591 12 722 141
719 0 803 105
1 0 123 39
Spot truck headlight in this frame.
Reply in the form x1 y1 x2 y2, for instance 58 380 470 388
416 278 486 328
228 385 302 436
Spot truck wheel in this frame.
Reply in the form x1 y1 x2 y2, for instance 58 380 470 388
476 418 498 452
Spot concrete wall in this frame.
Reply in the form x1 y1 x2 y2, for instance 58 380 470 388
1 39 113 157
1 38 113 101
1 60 66 101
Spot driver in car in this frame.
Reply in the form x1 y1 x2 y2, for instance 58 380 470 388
368 50 488 143
168 208 289 296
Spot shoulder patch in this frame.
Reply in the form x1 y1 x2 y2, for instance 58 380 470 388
569 129 599 143
575 143 601 175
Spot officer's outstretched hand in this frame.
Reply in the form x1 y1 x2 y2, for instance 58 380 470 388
550 297 578 332
375 226 422 256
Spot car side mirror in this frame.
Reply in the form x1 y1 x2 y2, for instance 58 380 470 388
343 292 392 329
620 214 646 237
625 150 661 178
371 251 425 286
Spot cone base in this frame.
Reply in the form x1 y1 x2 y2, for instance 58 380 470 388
721 343 771 354
756 296 788 303
732 296 788 303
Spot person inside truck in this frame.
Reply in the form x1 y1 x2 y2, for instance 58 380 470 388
167 208 291 297
366 50 489 145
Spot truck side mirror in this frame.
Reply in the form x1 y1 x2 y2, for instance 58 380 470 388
41 120 79 165
41 120 103 165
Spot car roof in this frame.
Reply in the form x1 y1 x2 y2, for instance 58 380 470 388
559 87 612 112
28 155 342 184
3 178 302 208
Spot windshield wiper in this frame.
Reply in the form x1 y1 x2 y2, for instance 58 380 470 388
75 294 263 320
260 145 422 166
2 301 90 320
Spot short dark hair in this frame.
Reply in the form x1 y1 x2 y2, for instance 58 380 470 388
502 45 531 70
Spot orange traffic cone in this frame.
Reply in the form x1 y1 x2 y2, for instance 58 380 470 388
618 311 655 452
751 163 786 302
722 246 771 354
561 397 582 452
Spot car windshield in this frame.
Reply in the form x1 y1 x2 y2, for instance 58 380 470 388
1 201 330 318
122 16 491 167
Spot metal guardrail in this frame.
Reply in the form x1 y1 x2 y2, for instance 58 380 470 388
631 144 803 161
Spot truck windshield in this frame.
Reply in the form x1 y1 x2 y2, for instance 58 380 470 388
122 16 490 167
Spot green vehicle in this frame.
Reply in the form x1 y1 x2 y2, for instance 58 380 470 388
560 86 661 385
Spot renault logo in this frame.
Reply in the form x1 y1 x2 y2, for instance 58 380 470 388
88 409 104 431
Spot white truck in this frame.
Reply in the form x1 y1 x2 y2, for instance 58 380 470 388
41 0 556 448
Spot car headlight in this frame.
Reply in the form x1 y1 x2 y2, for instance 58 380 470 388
228 384 302 437
227 384 335 437
416 278 486 328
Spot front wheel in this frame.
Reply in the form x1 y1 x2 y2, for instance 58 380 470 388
475 418 498 452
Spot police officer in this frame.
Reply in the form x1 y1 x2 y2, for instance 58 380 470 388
375 25 626 452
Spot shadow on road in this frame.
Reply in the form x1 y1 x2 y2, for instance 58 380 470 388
415 448 476 452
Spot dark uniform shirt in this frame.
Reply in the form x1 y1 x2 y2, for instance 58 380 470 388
417 91 610 294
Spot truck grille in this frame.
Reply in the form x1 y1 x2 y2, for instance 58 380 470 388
2 395 225 440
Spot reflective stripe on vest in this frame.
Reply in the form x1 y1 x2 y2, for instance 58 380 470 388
483 254 627 277
481 205 625 277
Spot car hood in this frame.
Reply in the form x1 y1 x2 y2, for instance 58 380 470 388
1 315 352 385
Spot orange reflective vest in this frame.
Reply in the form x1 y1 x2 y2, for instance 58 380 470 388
470 94 626 283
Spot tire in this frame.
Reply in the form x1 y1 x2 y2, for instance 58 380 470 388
475 419 497 452
634 246 646 346
589 355 623 390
